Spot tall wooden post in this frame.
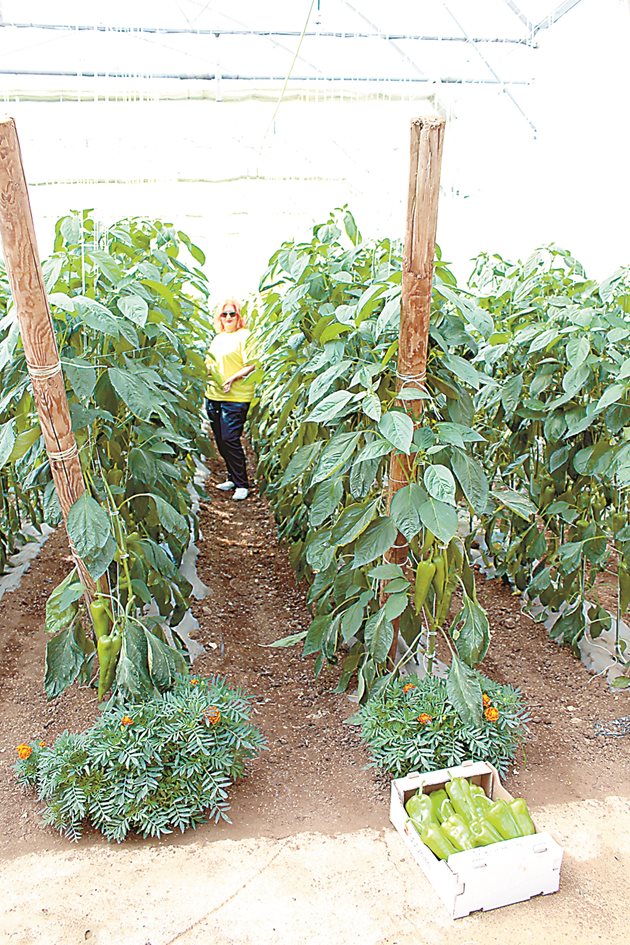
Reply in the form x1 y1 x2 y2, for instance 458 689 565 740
384 115 445 663
0 117 97 596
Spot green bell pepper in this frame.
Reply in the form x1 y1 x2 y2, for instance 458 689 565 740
440 814 475 852
405 792 435 827
509 798 536 836
418 822 458 860
468 817 503 848
445 778 477 823
485 799 523 840
429 788 455 824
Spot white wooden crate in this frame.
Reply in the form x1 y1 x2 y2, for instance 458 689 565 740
390 759 563 919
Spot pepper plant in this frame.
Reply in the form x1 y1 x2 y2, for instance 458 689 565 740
0 210 213 700
469 248 630 677
249 209 508 719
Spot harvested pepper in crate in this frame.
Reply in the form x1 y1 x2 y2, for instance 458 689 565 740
418 822 458 860
509 798 536 836
405 792 435 828
485 798 523 840
445 778 477 822
429 788 455 823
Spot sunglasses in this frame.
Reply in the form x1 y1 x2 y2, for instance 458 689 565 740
220 311 237 318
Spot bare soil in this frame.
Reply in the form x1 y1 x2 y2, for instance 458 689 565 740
0 460 628 862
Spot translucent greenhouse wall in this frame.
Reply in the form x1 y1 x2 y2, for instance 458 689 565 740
0 0 627 299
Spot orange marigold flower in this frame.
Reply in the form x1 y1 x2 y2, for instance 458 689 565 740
121 715 134 727
417 713 432 725
484 706 500 723
203 706 221 726
38 741 47 748
17 744 32 760
191 678 199 686
402 683 415 694
482 693 491 707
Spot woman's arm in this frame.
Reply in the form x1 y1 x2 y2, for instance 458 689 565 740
222 363 256 393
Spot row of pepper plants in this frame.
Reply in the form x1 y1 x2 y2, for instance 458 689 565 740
248 209 525 725
469 248 630 679
249 211 630 707
0 210 213 700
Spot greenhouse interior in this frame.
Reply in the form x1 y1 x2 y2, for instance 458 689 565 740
0 2 629 944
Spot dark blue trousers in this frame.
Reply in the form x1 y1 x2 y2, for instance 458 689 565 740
206 399 250 489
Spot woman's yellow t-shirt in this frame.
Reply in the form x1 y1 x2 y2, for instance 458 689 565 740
205 328 256 403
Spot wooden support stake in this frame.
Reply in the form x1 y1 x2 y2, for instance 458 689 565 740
0 117 97 597
383 115 445 665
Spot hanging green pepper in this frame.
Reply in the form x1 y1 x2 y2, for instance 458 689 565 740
418 822 458 860
405 792 435 827
97 632 122 701
432 552 447 600
508 798 536 836
414 559 436 614
445 778 477 823
440 814 475 852
90 597 111 641
429 789 455 824
468 818 503 848
485 799 523 840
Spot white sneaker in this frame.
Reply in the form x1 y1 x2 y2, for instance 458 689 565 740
232 488 249 501
216 480 235 491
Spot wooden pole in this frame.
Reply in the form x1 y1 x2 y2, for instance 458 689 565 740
384 115 445 664
0 116 97 597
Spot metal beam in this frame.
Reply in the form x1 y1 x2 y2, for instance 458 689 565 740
533 0 585 35
502 0 534 32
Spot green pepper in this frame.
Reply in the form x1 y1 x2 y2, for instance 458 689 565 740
445 778 477 823
485 799 523 840
418 822 458 860
508 798 536 836
429 789 455 823
468 818 503 848
432 553 447 600
405 792 435 827
440 814 474 852
89 597 111 641
414 559 436 614
97 633 122 701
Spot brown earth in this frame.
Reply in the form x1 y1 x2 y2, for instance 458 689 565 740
0 460 629 862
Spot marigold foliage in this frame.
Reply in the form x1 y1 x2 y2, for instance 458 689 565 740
14 675 265 843
356 672 528 778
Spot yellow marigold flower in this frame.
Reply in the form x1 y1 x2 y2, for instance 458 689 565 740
402 683 415 694
417 713 432 725
38 741 47 748
190 678 200 686
17 744 32 760
482 693 491 707
121 715 134 727
484 706 500 723
203 706 221 726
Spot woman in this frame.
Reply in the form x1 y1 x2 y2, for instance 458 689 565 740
205 299 257 501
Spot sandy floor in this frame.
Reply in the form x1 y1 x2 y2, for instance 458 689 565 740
2 794 628 945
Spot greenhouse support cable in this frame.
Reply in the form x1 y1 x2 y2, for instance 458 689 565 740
267 0 316 133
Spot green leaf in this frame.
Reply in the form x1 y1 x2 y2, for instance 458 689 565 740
303 615 331 657
280 441 323 486
307 360 351 405
305 390 355 424
305 529 335 571
309 478 344 527
311 432 362 484
64 357 97 401
417 498 459 545
341 600 365 643
378 411 414 454
389 484 424 541
108 367 159 421
451 591 491 667
500 375 523 416
566 336 590 368
383 592 408 622
562 362 591 397
264 630 308 648
0 419 15 472
361 392 382 422
352 516 398 568
331 498 380 546
596 383 626 413
115 622 152 698
144 627 187 689
424 465 457 506
491 486 537 521
44 623 86 699
446 655 483 726
364 611 394 663
118 295 149 327
451 448 489 515
66 493 113 560
152 495 189 545
45 569 84 636
443 353 483 390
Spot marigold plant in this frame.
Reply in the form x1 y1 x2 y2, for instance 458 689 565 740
356 672 528 778
14 675 265 843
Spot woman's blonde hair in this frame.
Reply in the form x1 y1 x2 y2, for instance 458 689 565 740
214 298 246 333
